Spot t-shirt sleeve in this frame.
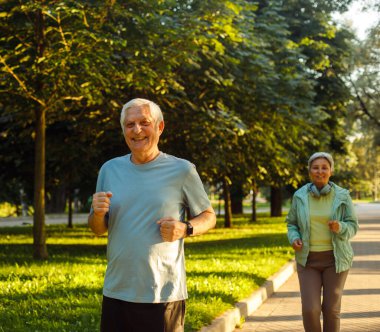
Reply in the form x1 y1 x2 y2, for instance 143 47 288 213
182 164 211 217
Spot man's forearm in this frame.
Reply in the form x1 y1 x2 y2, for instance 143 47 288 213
189 207 216 236
88 212 108 236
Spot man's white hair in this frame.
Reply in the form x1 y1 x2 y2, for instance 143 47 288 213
308 152 334 172
120 98 164 134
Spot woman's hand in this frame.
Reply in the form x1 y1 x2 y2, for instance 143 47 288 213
292 238 303 251
328 220 341 233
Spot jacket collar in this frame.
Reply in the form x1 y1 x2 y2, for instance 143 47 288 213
294 182 349 203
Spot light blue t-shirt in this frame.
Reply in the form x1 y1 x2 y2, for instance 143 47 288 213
95 152 211 303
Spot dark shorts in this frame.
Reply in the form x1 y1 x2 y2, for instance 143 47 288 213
100 296 186 332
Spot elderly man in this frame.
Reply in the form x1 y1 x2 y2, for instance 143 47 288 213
88 98 216 332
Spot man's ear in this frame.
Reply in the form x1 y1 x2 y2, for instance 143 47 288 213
158 120 165 135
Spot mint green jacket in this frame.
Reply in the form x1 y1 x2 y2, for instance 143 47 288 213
286 182 359 273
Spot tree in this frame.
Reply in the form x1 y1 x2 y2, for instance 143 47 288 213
348 21 380 129
0 1 118 258
342 2 380 200
1 0 361 237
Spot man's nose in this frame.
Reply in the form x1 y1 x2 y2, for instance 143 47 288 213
133 124 142 133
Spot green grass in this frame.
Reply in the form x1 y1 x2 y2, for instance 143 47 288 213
352 199 372 204
211 200 271 210
0 215 293 332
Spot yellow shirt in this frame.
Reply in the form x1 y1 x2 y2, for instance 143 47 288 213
309 187 335 252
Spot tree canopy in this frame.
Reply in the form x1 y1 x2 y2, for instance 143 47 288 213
1 0 370 257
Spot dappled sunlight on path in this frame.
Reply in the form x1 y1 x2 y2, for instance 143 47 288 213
233 203 380 332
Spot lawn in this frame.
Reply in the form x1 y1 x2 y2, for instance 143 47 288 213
0 214 293 332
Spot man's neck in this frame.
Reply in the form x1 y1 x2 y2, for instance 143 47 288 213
131 150 160 164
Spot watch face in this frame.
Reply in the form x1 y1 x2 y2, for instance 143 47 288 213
186 222 193 236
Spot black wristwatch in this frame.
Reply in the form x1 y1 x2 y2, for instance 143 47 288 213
184 221 193 236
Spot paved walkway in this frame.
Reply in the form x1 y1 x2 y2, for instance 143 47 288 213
0 213 89 227
234 203 380 332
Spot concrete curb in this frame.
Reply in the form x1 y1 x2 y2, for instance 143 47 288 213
198 259 296 332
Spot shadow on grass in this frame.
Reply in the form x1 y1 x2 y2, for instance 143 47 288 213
1 226 289 265
186 233 289 251
0 243 107 265
0 239 288 266
0 223 290 332
1 292 102 332
0 223 105 236
189 287 238 307
1 282 103 302
187 270 267 290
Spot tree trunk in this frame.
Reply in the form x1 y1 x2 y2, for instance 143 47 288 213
46 184 66 213
270 186 282 217
33 106 48 259
217 194 222 216
68 190 73 228
33 9 48 259
251 180 258 222
230 182 243 214
223 177 232 228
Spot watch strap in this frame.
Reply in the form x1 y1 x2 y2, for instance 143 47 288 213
184 221 193 236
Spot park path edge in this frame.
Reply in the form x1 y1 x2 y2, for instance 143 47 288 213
198 259 296 332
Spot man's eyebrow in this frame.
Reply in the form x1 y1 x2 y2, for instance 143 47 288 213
125 118 151 123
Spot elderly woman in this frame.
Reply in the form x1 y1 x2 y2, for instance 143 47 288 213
286 152 359 332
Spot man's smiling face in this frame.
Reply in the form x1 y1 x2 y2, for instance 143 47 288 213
123 104 164 164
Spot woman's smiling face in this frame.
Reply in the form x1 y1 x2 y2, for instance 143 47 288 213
309 157 332 189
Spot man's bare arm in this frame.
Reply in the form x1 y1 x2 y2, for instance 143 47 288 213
188 206 216 236
88 212 108 236
157 206 216 242
88 191 112 236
